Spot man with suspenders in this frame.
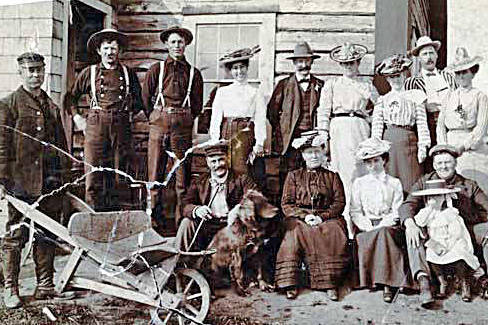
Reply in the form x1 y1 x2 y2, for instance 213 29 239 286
63 29 143 211
142 26 204 230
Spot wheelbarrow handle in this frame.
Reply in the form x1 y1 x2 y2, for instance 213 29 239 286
177 248 216 256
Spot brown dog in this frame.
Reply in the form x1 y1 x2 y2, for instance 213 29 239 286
208 190 278 296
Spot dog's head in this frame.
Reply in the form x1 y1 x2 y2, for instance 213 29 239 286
227 190 278 235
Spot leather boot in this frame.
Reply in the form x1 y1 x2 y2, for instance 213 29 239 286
2 249 22 309
418 275 434 308
33 241 56 299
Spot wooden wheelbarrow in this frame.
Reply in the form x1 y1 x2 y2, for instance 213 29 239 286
5 194 214 325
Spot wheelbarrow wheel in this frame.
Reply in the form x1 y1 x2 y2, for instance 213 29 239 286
151 268 211 324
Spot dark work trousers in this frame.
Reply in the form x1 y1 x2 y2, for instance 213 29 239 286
424 111 439 174
84 109 132 211
148 107 193 228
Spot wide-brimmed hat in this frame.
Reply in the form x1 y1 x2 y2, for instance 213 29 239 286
411 179 461 196
429 144 459 158
355 138 391 160
286 42 321 60
219 45 261 67
376 54 413 76
203 140 229 157
410 36 441 56
330 42 368 63
446 47 483 73
87 29 128 53
291 130 324 150
17 52 45 65
160 25 193 45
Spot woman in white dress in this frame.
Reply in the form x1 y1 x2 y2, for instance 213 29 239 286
372 54 431 193
209 46 267 177
350 138 412 302
317 42 380 236
437 47 488 194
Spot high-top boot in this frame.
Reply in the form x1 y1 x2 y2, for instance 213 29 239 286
33 241 75 300
2 249 22 309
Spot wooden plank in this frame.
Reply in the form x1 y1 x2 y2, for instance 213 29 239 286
277 14 375 33
126 32 165 51
276 31 375 52
117 14 181 32
55 246 84 293
277 0 375 14
116 0 183 15
275 52 375 75
121 50 167 61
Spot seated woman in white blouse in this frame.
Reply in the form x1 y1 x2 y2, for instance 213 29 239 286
350 138 413 303
437 47 488 194
209 46 267 177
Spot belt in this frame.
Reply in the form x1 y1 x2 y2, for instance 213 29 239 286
223 117 251 123
331 112 366 119
386 124 415 131
161 106 189 113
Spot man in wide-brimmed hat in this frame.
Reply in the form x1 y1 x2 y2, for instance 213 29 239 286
141 25 203 230
404 36 457 171
267 41 324 189
0 52 72 308
400 143 488 307
63 28 143 211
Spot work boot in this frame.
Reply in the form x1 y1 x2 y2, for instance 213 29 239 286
2 250 22 309
418 275 434 308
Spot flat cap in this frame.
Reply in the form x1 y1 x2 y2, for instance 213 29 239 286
204 140 229 157
17 52 45 65
429 144 459 158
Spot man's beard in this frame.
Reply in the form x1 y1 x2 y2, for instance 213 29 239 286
298 66 311 72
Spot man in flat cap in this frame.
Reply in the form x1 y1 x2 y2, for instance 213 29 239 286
174 140 257 252
0 52 71 308
63 28 143 211
142 26 203 230
405 36 457 171
400 144 488 307
267 41 324 189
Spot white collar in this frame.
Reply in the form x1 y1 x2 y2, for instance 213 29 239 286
232 80 249 87
421 68 439 78
368 171 387 182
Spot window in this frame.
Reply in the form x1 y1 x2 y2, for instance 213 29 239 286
183 13 276 103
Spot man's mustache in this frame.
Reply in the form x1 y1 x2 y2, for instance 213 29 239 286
298 66 311 71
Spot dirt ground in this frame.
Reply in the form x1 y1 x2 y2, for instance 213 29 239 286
3 258 488 325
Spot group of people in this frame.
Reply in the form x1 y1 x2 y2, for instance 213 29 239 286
0 23 488 312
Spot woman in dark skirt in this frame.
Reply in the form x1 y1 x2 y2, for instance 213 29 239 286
275 131 351 301
372 54 431 193
209 46 267 177
350 137 413 302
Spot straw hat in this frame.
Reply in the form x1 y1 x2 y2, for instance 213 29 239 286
376 54 413 76
219 45 261 67
286 42 321 60
355 138 391 160
330 42 368 63
410 36 441 56
429 144 459 158
446 47 483 73
87 29 128 53
203 140 229 157
411 179 461 196
160 25 193 45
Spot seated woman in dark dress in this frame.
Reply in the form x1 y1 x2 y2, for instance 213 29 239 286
275 131 351 301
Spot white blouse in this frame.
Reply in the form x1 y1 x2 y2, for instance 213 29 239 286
209 81 267 146
350 172 403 232
317 76 380 132
437 87 488 150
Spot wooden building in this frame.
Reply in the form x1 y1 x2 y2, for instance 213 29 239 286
0 0 444 224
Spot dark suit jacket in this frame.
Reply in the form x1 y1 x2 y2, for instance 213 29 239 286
181 171 257 219
399 172 488 232
267 74 324 154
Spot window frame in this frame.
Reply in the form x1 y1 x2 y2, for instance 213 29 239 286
182 13 276 98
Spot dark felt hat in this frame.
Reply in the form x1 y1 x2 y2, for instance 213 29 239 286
286 42 321 60
87 29 128 53
160 25 193 45
204 140 229 157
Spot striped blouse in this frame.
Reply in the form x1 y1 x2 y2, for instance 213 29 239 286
437 87 488 150
371 89 431 149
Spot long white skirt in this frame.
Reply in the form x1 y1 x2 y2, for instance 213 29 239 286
329 116 370 237
447 130 488 194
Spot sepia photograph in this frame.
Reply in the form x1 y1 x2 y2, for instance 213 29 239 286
0 0 487 323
